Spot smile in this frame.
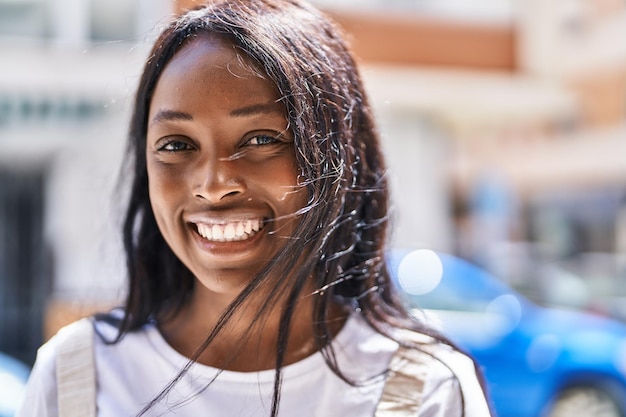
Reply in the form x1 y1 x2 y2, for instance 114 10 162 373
195 219 264 242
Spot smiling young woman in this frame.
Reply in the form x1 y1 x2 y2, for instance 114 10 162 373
17 1 492 416
145 34 318 373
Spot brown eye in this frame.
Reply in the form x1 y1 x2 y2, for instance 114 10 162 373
246 135 279 146
158 140 193 152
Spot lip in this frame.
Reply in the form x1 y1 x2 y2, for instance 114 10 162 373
185 211 267 224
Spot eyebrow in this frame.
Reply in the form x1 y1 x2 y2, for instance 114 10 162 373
149 110 193 127
229 102 284 117
149 102 284 127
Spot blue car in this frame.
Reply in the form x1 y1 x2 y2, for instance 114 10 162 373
0 352 29 417
389 249 626 417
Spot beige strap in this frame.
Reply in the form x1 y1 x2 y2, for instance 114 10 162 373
55 318 97 417
375 345 428 416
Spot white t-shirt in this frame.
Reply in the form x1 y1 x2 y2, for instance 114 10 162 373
17 314 491 416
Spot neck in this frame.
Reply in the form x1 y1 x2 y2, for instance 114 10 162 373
159 279 348 372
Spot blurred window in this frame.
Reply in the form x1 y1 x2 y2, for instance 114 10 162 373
0 0 140 42
0 169 47 366
0 0 49 38
528 188 625 257
0 94 107 128
90 0 136 41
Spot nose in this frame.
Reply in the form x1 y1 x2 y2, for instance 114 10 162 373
193 155 247 203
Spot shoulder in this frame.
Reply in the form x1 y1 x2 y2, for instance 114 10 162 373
16 315 158 417
14 318 96 417
28 317 96 382
398 330 493 416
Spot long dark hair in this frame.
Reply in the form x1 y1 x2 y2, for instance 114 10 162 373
113 0 464 414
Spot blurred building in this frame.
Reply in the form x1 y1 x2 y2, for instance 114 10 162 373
307 0 626 281
1 0 625 364
0 0 171 364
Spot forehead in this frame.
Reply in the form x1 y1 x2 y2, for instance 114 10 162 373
166 34 263 78
149 34 279 114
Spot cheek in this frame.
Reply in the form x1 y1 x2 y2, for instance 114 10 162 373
147 163 186 220
265 160 306 210
273 184 307 215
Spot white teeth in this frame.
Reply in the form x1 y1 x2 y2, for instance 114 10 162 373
212 224 223 240
223 223 236 239
196 219 264 242
197 223 212 240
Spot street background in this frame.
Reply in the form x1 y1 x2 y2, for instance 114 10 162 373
1 0 625 371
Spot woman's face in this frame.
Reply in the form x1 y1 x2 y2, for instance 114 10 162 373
146 35 307 294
